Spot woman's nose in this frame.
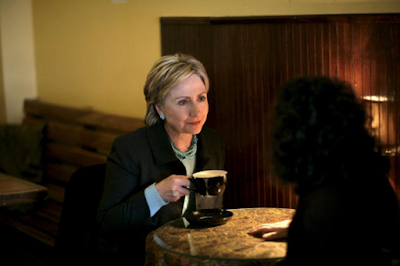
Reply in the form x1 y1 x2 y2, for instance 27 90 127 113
190 102 200 116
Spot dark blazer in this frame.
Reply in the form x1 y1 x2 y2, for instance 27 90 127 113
96 122 225 264
280 175 400 266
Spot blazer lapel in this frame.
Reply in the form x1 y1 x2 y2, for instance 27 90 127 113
195 130 211 171
146 123 178 166
147 123 211 171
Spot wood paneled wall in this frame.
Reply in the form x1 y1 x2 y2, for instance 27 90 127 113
161 15 400 209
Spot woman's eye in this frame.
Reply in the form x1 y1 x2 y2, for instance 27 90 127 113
178 100 187 106
199 95 207 102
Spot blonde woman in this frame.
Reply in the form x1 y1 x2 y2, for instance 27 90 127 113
96 54 225 264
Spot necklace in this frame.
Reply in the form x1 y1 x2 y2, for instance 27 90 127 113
170 135 198 161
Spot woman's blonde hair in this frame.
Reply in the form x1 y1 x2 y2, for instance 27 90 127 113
143 53 209 126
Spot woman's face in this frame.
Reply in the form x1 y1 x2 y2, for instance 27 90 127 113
156 74 209 138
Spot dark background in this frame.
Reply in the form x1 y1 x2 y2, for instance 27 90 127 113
161 14 400 209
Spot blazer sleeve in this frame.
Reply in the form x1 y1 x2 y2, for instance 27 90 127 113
96 133 156 234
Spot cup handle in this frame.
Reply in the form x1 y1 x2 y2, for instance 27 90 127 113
184 186 196 193
183 176 196 193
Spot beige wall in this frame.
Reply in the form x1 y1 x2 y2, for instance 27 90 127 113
0 20 5 124
4 0 400 121
0 0 37 124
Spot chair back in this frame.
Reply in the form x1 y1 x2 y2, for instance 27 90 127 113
54 163 106 262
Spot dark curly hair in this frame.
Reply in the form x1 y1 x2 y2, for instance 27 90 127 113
272 76 389 195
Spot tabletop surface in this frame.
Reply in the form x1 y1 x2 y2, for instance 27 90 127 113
0 172 48 206
147 207 295 264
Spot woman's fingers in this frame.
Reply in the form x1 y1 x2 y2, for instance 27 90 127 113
155 175 191 202
248 220 291 240
262 231 279 240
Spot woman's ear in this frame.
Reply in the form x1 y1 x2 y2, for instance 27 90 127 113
155 104 163 117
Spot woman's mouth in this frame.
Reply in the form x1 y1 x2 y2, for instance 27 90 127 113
189 121 201 126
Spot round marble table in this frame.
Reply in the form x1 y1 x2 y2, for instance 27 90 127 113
145 207 295 265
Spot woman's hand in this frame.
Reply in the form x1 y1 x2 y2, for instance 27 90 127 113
155 175 191 202
248 219 292 240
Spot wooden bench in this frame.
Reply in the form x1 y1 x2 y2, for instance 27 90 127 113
0 99 144 248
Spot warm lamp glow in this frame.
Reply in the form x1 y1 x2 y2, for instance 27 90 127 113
362 95 394 102
362 95 397 155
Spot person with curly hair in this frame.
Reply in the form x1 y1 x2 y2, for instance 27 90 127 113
249 76 400 265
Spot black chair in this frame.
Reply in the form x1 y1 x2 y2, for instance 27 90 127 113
53 163 106 264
